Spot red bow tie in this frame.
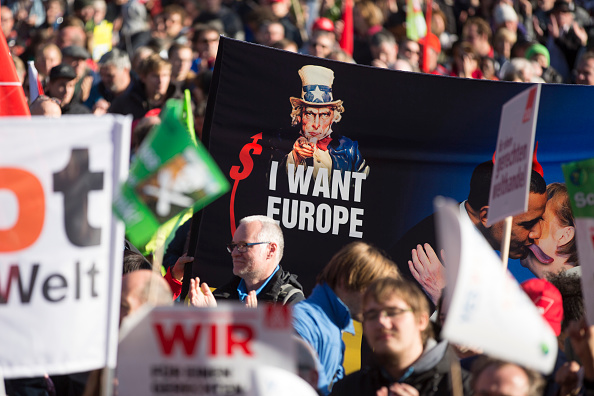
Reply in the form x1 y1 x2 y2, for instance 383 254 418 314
316 136 332 151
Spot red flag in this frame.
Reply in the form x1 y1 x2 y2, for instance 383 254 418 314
0 30 30 116
339 0 354 56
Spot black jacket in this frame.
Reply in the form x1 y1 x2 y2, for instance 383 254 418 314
213 266 305 305
330 340 472 396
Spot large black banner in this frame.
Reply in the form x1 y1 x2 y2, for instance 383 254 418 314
188 36 594 296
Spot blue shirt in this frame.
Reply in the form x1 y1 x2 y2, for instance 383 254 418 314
236 265 280 302
292 283 355 395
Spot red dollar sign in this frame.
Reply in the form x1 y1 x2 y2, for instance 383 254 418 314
229 133 263 236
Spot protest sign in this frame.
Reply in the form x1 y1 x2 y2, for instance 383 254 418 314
0 115 130 378
488 85 540 226
189 37 594 301
562 158 594 325
117 303 296 396
113 100 229 248
435 197 558 373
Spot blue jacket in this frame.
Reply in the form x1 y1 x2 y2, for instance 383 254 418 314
292 283 355 395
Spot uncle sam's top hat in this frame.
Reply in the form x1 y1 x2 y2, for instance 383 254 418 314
290 65 343 108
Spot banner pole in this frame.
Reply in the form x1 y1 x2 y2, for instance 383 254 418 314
500 216 512 271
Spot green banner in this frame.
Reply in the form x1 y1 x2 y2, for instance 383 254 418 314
562 158 594 218
113 99 229 247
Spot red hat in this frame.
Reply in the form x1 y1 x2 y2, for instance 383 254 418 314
521 279 563 336
418 33 441 54
312 17 334 32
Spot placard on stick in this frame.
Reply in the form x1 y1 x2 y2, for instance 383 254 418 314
487 85 541 226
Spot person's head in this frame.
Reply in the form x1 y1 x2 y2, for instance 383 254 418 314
452 40 479 73
501 57 535 82
162 5 186 39
362 278 432 367
123 251 153 274
1 6 14 37
370 30 398 66
493 27 517 60
193 24 221 61
418 33 441 72
168 43 193 81
270 38 298 52
56 20 86 49
575 52 594 85
463 17 492 57
98 48 132 95
521 183 577 278
131 46 155 74
493 3 518 32
262 0 291 19
35 43 63 78
353 1 383 36
317 242 399 321
398 39 421 68
308 30 336 58
525 43 550 69
120 269 173 325
472 357 545 396
229 215 284 284
139 54 171 100
467 161 547 259
61 45 90 79
45 0 65 25
257 20 285 47
290 65 344 141
93 0 107 24
74 0 95 23
46 64 77 107
29 95 62 117
551 0 574 30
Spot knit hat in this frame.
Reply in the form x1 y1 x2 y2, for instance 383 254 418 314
521 279 563 336
525 43 551 66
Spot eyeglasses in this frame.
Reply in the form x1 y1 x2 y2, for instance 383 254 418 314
226 241 270 253
362 307 413 322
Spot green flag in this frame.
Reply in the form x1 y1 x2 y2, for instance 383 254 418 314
113 99 229 247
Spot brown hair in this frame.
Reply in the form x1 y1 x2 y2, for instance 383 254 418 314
363 277 432 343
316 242 398 292
139 54 171 76
547 183 578 265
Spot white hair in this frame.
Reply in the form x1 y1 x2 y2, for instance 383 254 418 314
239 215 284 264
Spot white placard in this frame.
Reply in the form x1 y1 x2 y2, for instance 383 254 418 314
0 115 131 378
435 197 558 374
488 85 541 226
117 303 297 396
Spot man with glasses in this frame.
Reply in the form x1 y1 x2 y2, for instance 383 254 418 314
330 277 472 396
189 215 304 306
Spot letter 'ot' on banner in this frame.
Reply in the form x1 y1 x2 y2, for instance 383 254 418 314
563 158 594 326
488 85 541 268
434 196 558 374
117 303 307 396
113 100 230 248
0 115 131 379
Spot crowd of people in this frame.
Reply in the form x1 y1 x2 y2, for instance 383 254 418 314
5 0 594 123
3 0 594 393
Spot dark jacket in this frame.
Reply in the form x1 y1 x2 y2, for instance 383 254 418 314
109 80 179 120
213 266 305 305
330 340 472 396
